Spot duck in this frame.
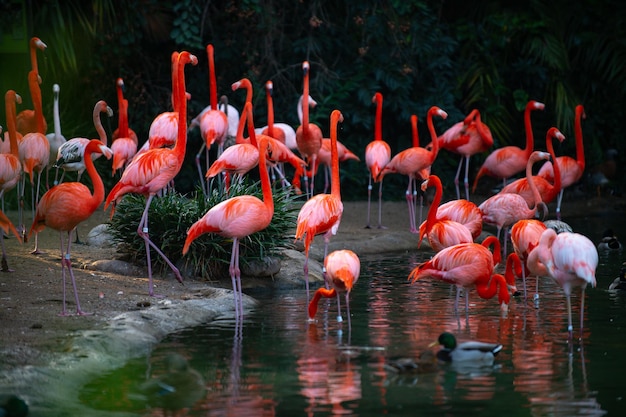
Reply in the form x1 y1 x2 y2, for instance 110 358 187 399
598 229 622 251
431 332 503 365
609 262 626 291
384 350 438 374
543 219 573 234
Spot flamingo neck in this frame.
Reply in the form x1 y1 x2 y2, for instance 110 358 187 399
244 103 258 147
411 114 419 147
116 80 129 138
544 132 561 192
207 44 218 110
426 108 440 158
256 138 274 218
173 52 194 164
29 38 41 74
374 93 383 141
52 88 62 138
574 105 585 171
424 176 442 233
505 253 522 287
5 91 20 156
93 104 109 146
235 103 249 144
522 103 536 156
302 70 310 134
29 71 46 135
266 85 275 137
482 236 502 265
330 111 342 199
526 153 544 210
170 52 179 111
308 287 337 319
83 143 106 212
476 274 510 305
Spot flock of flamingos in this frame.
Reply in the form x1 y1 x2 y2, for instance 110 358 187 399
0 38 602 349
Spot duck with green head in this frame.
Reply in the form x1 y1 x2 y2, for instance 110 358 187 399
432 332 503 365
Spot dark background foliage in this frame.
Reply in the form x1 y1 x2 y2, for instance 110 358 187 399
2 0 625 201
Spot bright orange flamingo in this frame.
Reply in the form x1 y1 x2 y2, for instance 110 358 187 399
195 44 228 196
537 105 586 219
308 249 360 330
295 61 323 198
16 37 48 136
105 51 197 297
418 175 473 252
472 100 545 192
478 150 551 258
409 236 509 315
377 106 450 232
510 218 547 303
364 92 391 229
438 109 493 200
183 134 275 319
295 110 344 304
28 139 108 316
111 77 138 176
1 209 22 272
526 228 598 339
46 84 67 185
499 127 565 207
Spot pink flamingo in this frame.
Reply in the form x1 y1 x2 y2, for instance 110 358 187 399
499 127 565 207
104 51 197 297
526 228 598 339
478 150 551 258
409 236 509 315
308 249 360 330
377 106 450 232
295 61 323 198
364 92 391 229
510 218 547 303
195 44 228 196
16 37 48 136
183 134 274 319
537 105 586 219
28 139 108 316
418 175 474 252
472 100 545 192
111 77 138 176
435 198 483 240
295 110 344 304
145 52 181 151
438 109 493 200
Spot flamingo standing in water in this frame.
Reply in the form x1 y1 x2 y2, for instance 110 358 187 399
537 105 586 219
295 61 323 198
111 77 138 176
183 134 275 319
438 109 494 200
308 249 360 330
434 197 483 240
295 110 344 304
16 37 48 136
28 139 108 316
418 175 474 252
364 92 391 229
472 100 545 192
526 228 598 339
105 51 197 297
377 106 449 232
510 218 547 303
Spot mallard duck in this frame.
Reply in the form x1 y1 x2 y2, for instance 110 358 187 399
609 262 626 291
431 332 502 365
598 229 622 251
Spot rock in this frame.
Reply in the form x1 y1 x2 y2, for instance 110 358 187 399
86 224 115 247
89 259 145 276
241 256 281 277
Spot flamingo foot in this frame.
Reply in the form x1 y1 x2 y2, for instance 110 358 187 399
76 310 93 316
377 224 387 230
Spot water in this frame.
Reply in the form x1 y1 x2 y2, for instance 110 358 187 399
79 213 626 417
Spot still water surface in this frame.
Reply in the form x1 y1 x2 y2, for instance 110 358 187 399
80 213 626 416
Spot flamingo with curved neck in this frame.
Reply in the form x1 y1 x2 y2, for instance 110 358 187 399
16 38 48 136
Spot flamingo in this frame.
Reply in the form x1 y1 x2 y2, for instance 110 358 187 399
438 109 494 200
537 105 586 219
28 139 108 316
295 110 344 304
435 198 483 240
0 91 24 271
364 92 391 229
183 134 275 319
111 77 138 176
504 251 523 295
376 106 450 232
295 61 323 198
478 150 551 258
314 135 360 195
104 50 197 297
418 175 474 252
16 37 48 136
408 236 510 315
526 228 598 339
510 218 548 303
499 127 565 207
145 52 181 151
308 249 360 330
472 100 545 192
195 44 228 196
46 84 66 185
256 81 299 150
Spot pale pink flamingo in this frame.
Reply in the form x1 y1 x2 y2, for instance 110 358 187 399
377 106 449 232
438 109 493 200
111 78 138 176
195 44 228 195
526 228 598 339
499 127 565 207
295 61 323 198
472 100 545 192
364 92 391 229
537 105 586 219
510 218 547 303
46 84 66 185
183 133 275 319
28 139 108 316
295 110 344 304
435 198 483 239
104 51 197 297
308 249 360 330
418 175 474 252
16 37 48 136
478 150 551 258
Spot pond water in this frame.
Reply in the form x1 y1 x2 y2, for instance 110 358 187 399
79 212 626 417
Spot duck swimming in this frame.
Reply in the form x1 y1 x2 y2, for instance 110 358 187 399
598 229 622 251
609 262 626 291
431 332 503 365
